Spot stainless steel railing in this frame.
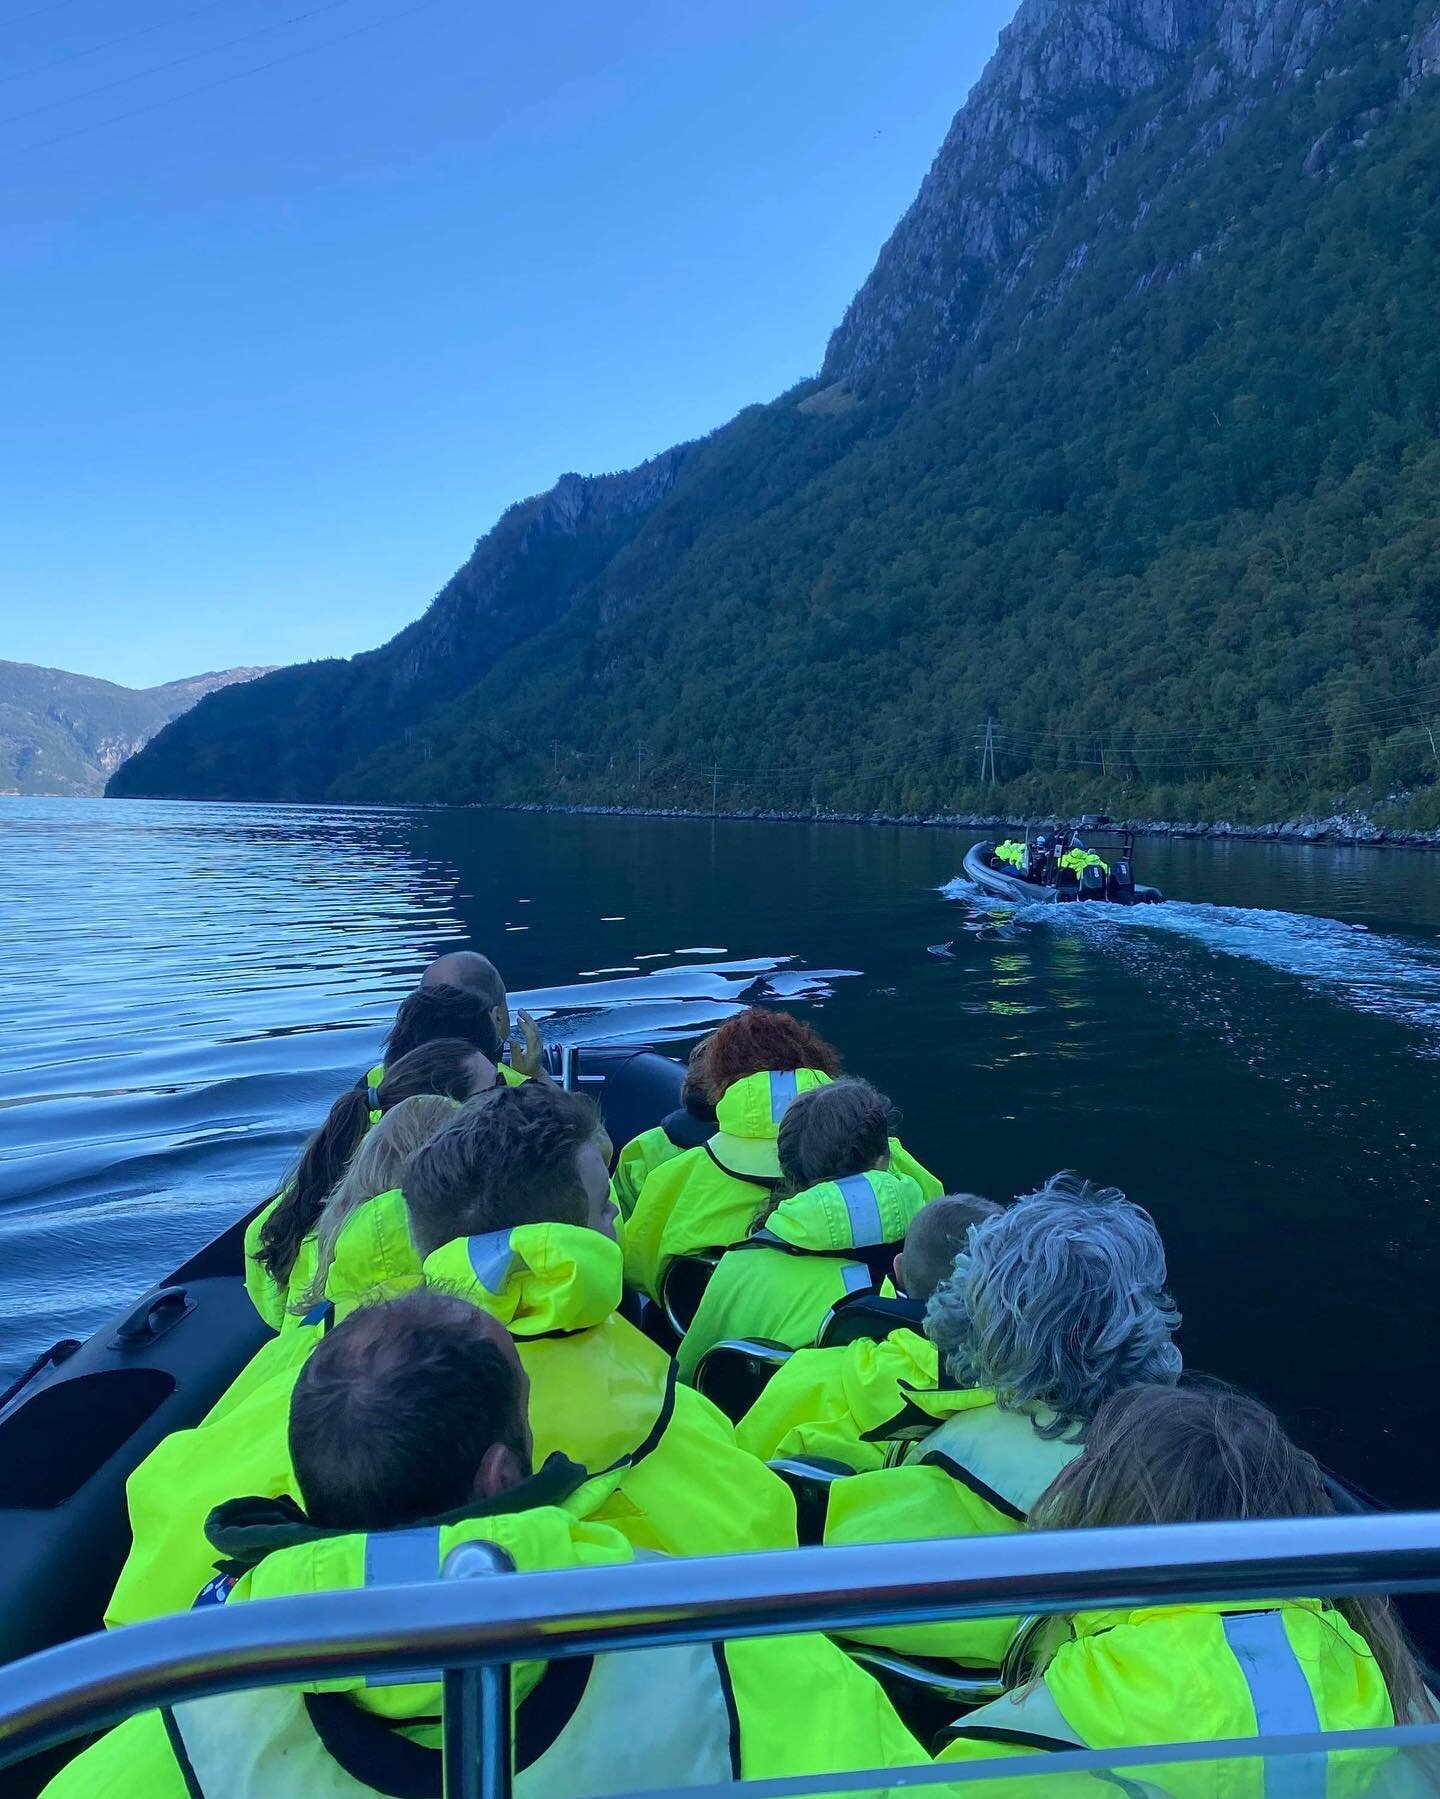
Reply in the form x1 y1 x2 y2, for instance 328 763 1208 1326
4 1512 1440 1796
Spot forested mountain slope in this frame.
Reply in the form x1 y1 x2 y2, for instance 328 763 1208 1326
112 0 1440 825
2 662 271 797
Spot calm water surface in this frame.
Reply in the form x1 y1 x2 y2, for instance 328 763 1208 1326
3 799 1438 1505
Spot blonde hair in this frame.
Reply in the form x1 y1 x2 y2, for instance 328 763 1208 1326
294 1095 461 1313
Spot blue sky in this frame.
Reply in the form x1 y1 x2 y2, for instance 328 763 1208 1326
1 0 1013 689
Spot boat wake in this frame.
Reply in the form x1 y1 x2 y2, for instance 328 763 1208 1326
940 877 1440 1044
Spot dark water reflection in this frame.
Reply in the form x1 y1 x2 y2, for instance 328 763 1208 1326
2 800 1438 1507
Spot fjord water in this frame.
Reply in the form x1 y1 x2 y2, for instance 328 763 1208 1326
3 799 1439 1506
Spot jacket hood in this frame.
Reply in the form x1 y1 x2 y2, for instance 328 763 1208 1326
422 1222 622 1336
325 1187 423 1321
709 1068 833 1178
761 1168 924 1254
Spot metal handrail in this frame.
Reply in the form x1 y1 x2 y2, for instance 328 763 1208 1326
5 1512 1440 1787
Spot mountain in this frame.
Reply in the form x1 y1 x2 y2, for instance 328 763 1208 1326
112 0 1440 828
1 662 274 797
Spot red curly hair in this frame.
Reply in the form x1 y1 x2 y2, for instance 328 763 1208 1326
702 1008 843 1102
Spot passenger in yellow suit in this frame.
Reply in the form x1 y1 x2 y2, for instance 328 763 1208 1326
818 1176 1183 1672
611 1037 717 1218
677 1079 928 1381
50 1291 924 1799
939 1384 1428 1793
623 1008 942 1302
735 1192 1001 1468
242 1035 500 1331
110 1085 794 1628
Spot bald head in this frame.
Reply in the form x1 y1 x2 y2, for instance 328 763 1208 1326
422 953 505 1010
898 1194 1004 1304
288 1288 531 1529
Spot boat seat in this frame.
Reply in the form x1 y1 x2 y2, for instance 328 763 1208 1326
818 1291 924 1349
692 1338 792 1424
768 1454 852 1545
845 1646 1009 1745
660 1252 721 1337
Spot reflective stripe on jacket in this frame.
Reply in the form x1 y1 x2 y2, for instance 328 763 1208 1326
676 1169 925 1382
623 1069 942 1301
942 1598 1394 1794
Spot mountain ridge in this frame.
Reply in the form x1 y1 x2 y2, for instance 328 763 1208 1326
1 661 273 797
111 0 1440 827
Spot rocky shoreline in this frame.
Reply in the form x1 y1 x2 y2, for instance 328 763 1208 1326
489 801 1440 849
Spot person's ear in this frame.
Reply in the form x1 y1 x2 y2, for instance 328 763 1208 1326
474 1441 527 1500
892 1251 906 1294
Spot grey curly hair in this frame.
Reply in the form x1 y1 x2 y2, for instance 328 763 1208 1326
924 1171 1182 1437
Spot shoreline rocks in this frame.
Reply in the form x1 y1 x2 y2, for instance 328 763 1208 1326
481 802 1440 850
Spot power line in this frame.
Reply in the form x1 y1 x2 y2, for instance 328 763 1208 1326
0 0 241 87
0 0 82 29
5 0 445 161
7 0 356 126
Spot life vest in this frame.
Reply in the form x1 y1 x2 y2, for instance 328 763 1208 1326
623 1068 942 1301
941 1598 1394 1797
54 1469 924 1799
735 1326 940 1471
422 1225 797 1558
993 840 1028 869
676 1168 925 1381
823 1394 1083 1670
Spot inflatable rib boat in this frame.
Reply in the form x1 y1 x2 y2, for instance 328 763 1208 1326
964 827 1163 906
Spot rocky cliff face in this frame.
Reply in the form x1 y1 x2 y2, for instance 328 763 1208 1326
374 448 690 706
820 0 1417 391
112 0 1440 819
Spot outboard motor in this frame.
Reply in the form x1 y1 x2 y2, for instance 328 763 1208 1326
1078 862 1108 901
1108 859 1137 902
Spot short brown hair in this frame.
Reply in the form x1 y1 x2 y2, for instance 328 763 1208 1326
402 1082 601 1259
901 1194 1003 1303
703 1008 843 1101
289 1289 525 1529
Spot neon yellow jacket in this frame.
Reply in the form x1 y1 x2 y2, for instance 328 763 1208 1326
623 1069 942 1301
422 1224 797 1557
823 1389 1082 1669
735 1326 938 1470
994 840 1027 868
107 1188 420 1630
677 1168 925 1382
1058 847 1108 875
940 1597 1393 1795
52 1467 923 1799
611 1109 713 1218
240 1061 527 1329
112 1201 793 1629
